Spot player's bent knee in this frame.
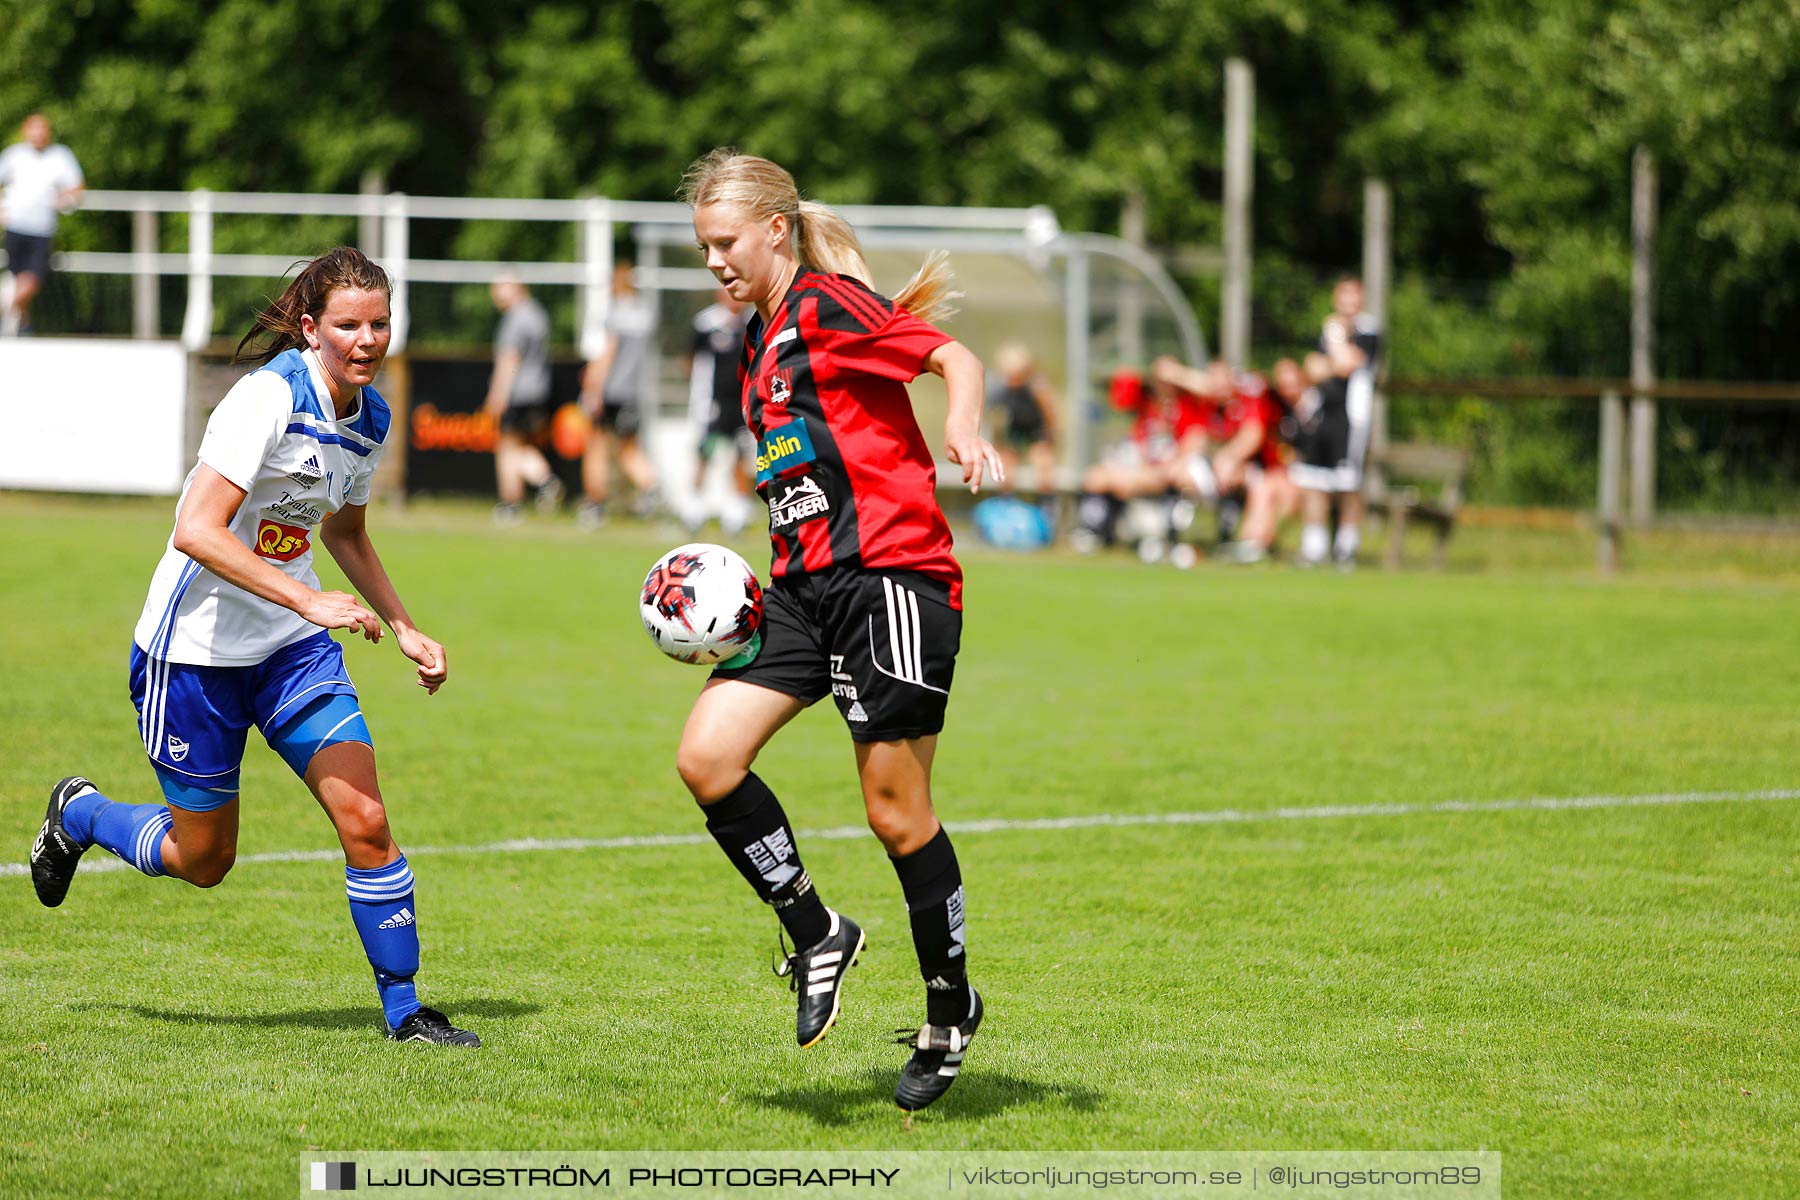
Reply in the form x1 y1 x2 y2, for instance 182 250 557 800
185 848 237 889
334 795 392 851
863 799 931 855
676 741 745 803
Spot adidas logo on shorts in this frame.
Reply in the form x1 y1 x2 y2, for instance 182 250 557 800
845 701 869 723
378 907 415 930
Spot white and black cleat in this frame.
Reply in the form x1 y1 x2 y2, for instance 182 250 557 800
387 1005 481 1047
894 988 983 1112
776 909 865 1048
31 776 96 908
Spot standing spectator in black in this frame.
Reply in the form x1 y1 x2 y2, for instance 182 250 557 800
576 257 660 527
682 287 754 533
1324 275 1383 370
1288 341 1373 566
0 113 84 336
482 272 561 525
1292 275 1382 566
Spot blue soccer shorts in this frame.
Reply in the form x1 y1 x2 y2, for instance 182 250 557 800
129 630 372 811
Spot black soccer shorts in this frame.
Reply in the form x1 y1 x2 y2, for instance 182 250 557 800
712 567 962 743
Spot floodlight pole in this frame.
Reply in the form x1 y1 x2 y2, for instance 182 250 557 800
579 198 612 362
1360 178 1389 460
179 190 213 352
1064 245 1092 478
639 238 662 422
1221 58 1254 370
1629 147 1657 527
1119 190 1147 368
1598 389 1624 573
381 193 410 354
131 207 158 340
359 171 385 258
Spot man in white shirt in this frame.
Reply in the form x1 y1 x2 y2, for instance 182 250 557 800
0 113 85 335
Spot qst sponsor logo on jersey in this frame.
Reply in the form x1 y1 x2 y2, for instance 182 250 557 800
255 518 312 562
755 418 817 486
768 477 830 532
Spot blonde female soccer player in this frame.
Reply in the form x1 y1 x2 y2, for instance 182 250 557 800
30 247 478 1046
675 150 1002 1111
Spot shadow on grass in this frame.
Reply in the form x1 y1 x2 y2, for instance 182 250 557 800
70 997 539 1031
755 1067 1104 1127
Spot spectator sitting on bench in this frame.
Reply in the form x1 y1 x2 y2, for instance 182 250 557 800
1221 356 1310 563
1151 356 1277 543
1071 363 1208 556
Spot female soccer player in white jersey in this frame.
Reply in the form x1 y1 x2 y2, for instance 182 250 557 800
676 150 1004 1112
29 247 479 1046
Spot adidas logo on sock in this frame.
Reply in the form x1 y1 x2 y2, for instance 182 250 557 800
925 975 959 991
845 701 869 723
378 907 415 930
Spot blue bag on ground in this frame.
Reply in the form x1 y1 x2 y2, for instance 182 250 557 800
972 496 1053 550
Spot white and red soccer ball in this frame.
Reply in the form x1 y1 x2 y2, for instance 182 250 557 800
639 543 764 665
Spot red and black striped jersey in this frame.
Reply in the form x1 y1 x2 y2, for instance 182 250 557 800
739 270 962 607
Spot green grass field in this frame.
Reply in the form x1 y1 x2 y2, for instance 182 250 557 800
3 494 1797 1199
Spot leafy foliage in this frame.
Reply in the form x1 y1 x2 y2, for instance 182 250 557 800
5 0 1796 504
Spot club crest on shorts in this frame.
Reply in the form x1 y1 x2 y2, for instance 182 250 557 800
167 735 190 763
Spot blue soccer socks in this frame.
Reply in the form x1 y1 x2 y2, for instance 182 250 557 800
67 790 174 878
345 855 422 1030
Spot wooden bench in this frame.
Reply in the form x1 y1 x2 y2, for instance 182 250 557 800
1368 442 1470 569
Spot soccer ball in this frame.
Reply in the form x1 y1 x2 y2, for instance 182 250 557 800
639 543 764 665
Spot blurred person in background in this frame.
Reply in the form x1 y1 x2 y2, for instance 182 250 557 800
577 256 660 528
1324 275 1383 371
986 342 1059 502
29 248 478 1047
0 113 84 336
1152 356 1277 543
1068 360 1207 560
682 287 754 534
483 271 562 525
1292 275 1383 566
1221 356 1310 563
1288 338 1374 567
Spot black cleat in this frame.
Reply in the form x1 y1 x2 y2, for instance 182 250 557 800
32 776 96 908
894 988 983 1112
387 1005 481 1047
776 909 865 1048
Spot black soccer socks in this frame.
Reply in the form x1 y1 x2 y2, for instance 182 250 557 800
701 771 830 949
889 826 971 1026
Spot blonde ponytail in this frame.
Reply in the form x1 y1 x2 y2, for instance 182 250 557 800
891 249 961 327
682 148 960 326
795 199 873 287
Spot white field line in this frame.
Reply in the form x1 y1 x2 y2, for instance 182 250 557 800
6 787 1798 880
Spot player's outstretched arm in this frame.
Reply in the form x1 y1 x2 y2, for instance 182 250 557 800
928 340 1004 494
173 464 381 640
320 504 448 694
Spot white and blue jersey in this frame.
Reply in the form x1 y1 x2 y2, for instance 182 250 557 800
128 349 389 806
133 348 391 666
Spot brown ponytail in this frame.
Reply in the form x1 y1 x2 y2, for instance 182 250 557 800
234 246 391 364
680 149 959 325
